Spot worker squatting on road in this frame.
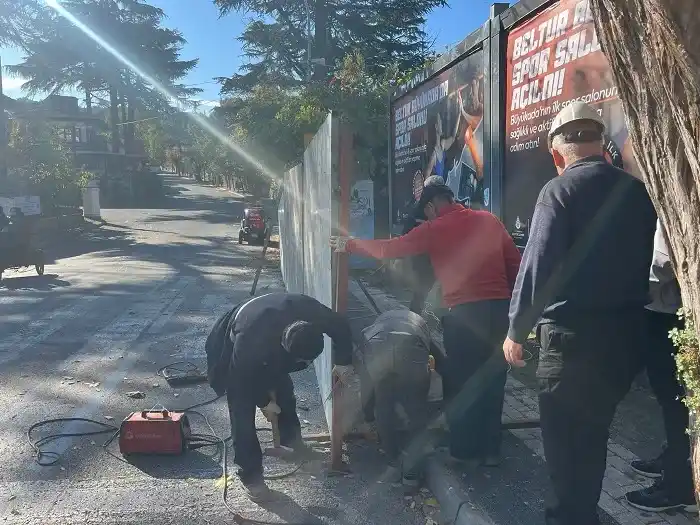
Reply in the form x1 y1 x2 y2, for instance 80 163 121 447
205 292 354 502
355 309 440 485
331 176 521 466
502 101 657 525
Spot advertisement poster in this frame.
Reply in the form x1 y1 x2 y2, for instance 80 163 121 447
391 50 486 232
349 179 375 269
0 196 42 216
504 0 640 246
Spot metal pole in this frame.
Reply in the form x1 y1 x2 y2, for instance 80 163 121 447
0 55 8 183
387 82 393 237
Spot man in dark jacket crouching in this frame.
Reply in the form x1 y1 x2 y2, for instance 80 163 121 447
205 292 354 502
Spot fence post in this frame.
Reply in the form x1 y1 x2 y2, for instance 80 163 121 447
488 3 509 220
330 120 352 471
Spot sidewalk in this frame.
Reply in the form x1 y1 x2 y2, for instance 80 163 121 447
347 279 697 525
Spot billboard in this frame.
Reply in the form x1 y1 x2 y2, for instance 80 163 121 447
391 50 486 232
503 0 640 246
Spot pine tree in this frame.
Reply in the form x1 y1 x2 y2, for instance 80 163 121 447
214 0 443 93
7 0 200 153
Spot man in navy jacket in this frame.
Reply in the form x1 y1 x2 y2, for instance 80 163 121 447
503 102 657 525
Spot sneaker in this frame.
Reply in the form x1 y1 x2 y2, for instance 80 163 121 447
631 456 664 479
242 480 274 503
626 480 697 513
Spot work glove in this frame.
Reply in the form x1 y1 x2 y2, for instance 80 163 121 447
260 401 281 422
329 236 352 253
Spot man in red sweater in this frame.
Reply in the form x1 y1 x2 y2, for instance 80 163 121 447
331 176 521 464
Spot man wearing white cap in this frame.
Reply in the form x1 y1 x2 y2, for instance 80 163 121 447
502 101 657 525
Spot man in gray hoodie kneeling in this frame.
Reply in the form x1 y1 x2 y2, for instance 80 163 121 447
356 309 439 486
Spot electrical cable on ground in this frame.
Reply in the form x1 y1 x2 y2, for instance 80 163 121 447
26 360 320 524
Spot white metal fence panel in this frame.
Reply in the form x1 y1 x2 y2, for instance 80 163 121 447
302 114 336 430
278 163 305 295
277 114 338 430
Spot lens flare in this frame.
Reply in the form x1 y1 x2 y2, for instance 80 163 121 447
46 0 280 183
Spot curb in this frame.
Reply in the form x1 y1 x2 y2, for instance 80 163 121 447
425 458 497 525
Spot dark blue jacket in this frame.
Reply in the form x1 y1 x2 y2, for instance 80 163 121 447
508 156 657 343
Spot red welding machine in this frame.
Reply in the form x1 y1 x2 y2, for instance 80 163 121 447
119 410 191 456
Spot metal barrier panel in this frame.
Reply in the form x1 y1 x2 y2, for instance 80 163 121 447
278 163 305 295
302 113 338 430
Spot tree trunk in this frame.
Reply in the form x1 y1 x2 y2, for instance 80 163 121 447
120 93 128 153
590 0 700 503
109 86 120 155
312 0 328 81
126 104 135 155
85 90 92 115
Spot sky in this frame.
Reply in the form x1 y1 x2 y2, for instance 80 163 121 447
0 0 504 104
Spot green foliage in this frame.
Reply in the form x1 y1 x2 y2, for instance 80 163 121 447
136 120 168 165
7 0 200 155
671 309 700 432
5 119 83 209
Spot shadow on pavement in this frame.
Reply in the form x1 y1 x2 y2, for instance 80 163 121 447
258 490 325 525
126 450 223 480
0 274 71 291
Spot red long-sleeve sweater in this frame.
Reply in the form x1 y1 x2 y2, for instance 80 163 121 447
347 204 522 308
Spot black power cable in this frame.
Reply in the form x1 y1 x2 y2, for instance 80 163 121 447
26 361 320 524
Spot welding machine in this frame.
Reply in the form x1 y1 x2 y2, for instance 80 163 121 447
119 410 191 456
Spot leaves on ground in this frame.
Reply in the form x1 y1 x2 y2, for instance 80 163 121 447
214 474 234 489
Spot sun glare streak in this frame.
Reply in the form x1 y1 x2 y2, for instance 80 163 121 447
46 0 280 182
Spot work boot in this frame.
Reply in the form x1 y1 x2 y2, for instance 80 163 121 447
242 480 273 503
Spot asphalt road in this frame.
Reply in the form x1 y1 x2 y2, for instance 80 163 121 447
0 176 428 525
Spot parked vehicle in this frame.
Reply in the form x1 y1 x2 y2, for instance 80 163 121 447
0 215 45 281
238 207 269 245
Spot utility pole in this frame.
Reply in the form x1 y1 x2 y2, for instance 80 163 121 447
0 55 8 184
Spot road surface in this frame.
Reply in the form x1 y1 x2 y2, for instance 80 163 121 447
0 176 428 525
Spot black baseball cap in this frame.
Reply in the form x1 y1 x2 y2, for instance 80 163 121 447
417 175 454 209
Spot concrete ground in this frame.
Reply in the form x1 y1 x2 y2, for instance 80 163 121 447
0 176 431 525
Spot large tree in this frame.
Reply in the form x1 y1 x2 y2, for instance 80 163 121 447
214 0 442 93
7 0 200 153
589 0 700 501
0 0 40 49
